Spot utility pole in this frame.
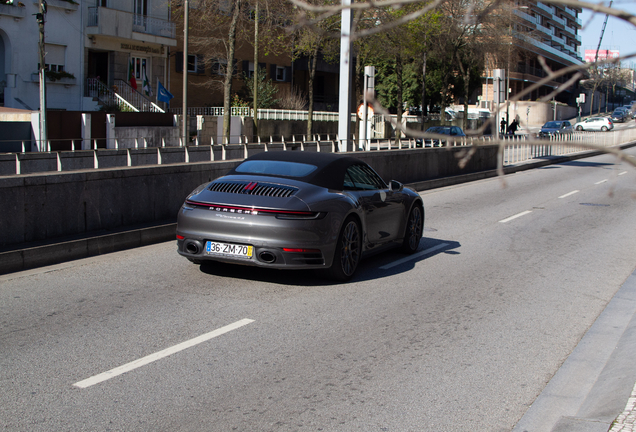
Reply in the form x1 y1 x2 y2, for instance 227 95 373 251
337 0 353 152
182 0 189 146
253 0 258 140
37 0 47 151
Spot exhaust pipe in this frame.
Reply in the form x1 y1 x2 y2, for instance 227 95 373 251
259 251 276 263
184 240 202 255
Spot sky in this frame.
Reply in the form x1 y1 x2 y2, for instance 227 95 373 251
578 0 636 67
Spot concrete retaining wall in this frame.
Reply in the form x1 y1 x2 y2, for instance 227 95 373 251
0 146 498 249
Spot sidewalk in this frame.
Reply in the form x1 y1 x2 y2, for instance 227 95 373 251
512 267 636 432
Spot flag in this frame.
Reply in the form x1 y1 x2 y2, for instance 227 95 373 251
128 59 137 90
143 69 153 97
157 81 174 103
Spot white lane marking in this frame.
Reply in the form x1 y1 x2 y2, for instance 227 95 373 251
73 318 255 389
595 179 608 185
380 243 449 270
499 210 532 224
559 190 579 199
619 171 627 176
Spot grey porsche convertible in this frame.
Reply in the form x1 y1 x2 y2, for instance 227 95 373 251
176 151 424 280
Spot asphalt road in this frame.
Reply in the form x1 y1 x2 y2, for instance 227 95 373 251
2 148 636 431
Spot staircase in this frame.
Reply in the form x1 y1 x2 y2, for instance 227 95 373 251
86 78 165 113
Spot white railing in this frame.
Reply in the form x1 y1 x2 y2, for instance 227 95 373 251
114 79 164 113
86 78 138 112
132 14 176 38
4 129 636 176
87 6 98 26
503 128 636 165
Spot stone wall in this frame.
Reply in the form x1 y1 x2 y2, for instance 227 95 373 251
0 145 498 248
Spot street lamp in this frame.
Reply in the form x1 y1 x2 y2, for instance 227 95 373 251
37 0 47 151
506 5 528 129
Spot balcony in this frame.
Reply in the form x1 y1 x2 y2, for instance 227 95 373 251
536 2 553 14
552 15 565 27
519 33 583 65
514 9 537 25
0 3 25 19
87 7 176 44
46 0 79 12
536 23 554 36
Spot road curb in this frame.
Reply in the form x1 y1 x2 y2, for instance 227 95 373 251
512 266 636 432
0 223 176 275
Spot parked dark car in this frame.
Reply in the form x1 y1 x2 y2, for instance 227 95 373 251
537 121 573 138
611 109 628 123
416 126 466 147
176 151 425 281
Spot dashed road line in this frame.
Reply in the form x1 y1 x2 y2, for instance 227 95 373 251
619 171 627 176
559 190 579 199
595 179 608 185
499 210 532 224
73 318 255 389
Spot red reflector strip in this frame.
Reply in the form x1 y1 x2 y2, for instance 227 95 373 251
176 235 185 240
244 182 258 191
283 248 321 253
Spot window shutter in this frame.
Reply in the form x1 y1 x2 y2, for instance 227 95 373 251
242 60 249 75
196 54 205 74
285 66 292 82
270 64 277 80
175 52 183 72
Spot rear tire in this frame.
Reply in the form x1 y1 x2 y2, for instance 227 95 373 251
327 217 361 281
576 125 583 131
401 205 423 254
601 126 608 132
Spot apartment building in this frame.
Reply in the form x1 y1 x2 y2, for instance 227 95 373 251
482 1 583 109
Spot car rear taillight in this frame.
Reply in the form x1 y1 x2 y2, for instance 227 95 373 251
177 235 185 240
283 248 321 253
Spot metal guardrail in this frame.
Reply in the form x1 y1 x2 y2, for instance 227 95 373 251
3 130 636 176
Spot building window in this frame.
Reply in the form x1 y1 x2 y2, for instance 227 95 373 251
175 52 204 74
211 58 227 75
276 66 285 81
43 44 66 73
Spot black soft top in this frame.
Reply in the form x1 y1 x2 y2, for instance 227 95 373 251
227 151 365 190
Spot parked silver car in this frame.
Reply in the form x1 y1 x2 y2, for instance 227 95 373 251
573 117 614 132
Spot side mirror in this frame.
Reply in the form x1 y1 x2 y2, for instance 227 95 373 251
390 180 403 192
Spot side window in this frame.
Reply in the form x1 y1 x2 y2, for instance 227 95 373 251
346 165 387 190
343 172 356 190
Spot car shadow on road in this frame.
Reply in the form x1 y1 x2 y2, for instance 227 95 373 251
197 237 460 286
354 237 461 282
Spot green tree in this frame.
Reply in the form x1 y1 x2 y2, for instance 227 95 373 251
237 68 280 108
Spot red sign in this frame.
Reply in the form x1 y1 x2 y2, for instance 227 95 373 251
585 49 620 63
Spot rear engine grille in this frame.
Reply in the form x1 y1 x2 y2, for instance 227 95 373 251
209 181 298 198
